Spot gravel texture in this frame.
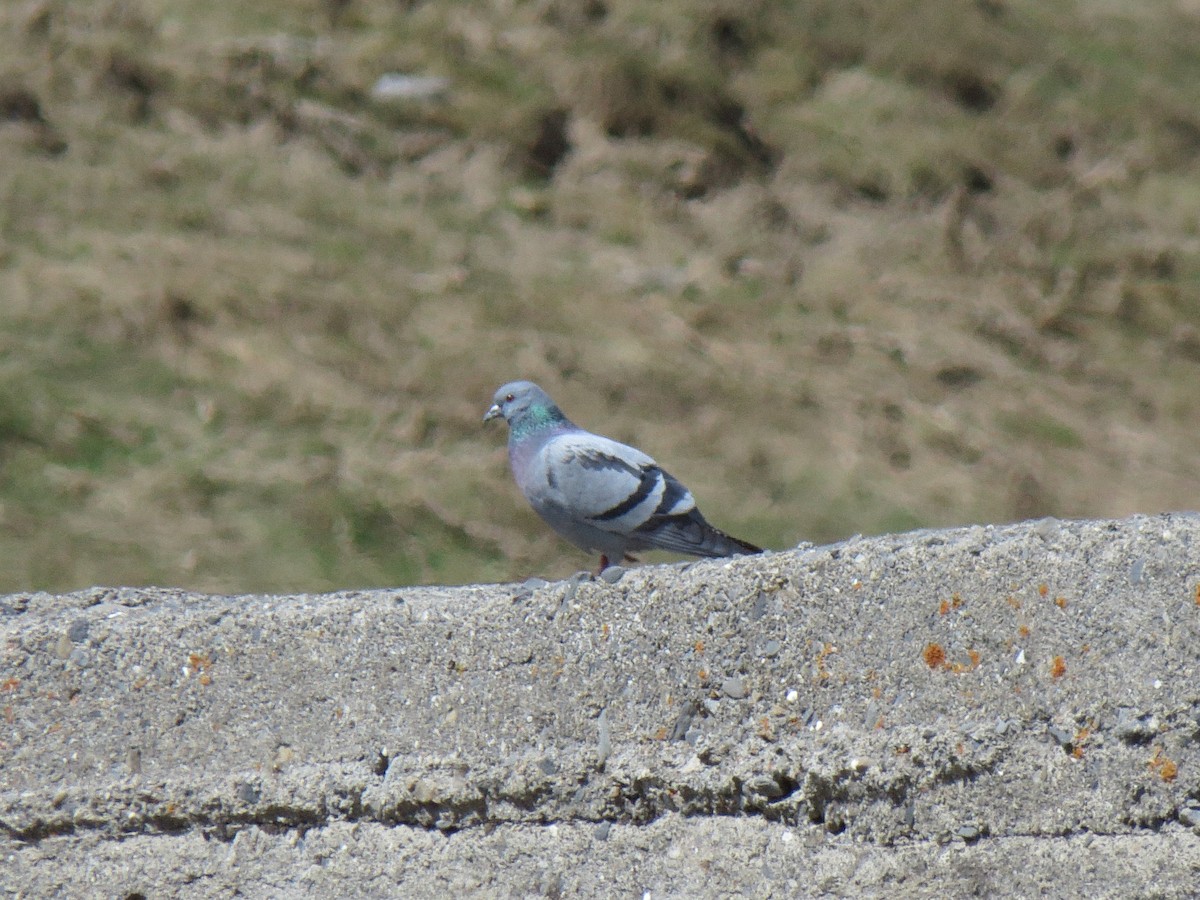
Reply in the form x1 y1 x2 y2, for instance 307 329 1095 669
4 514 1200 897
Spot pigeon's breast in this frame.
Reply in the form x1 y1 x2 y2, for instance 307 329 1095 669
508 426 571 493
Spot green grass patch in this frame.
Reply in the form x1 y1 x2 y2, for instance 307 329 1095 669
997 412 1084 449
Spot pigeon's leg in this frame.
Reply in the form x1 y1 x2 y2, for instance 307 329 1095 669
599 553 636 573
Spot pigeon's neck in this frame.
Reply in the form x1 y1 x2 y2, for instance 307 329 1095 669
508 404 569 444
508 405 571 477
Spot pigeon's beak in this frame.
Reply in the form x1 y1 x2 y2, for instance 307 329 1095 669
483 404 502 423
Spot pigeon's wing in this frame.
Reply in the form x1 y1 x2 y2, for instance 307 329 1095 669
536 433 696 537
521 429 761 560
541 433 761 558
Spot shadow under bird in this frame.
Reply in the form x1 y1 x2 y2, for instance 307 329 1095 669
484 381 762 571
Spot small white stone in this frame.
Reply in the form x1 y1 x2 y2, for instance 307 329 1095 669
371 73 451 101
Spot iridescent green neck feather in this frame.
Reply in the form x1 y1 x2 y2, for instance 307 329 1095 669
510 402 568 441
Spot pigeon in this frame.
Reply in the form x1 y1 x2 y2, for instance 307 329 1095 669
484 380 762 571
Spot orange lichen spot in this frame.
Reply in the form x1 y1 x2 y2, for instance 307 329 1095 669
815 643 837 681
895 744 911 755
1054 596 1067 609
697 669 708 682
1050 656 1067 679
875 717 885 730
852 580 863 590
198 673 212 686
3 706 13 724
1149 747 1179 782
0 677 19 693
956 742 965 755
1018 624 1031 638
1038 583 1049 597
950 649 982 674
694 640 705 653
938 594 964 616
758 717 775 740
653 726 668 741
1006 595 1022 610
1195 584 1200 606
601 623 610 640
872 685 882 699
1072 725 1092 758
923 643 947 669
187 653 212 673
132 677 149 690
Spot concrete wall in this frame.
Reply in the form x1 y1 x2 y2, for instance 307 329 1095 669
4 515 1200 897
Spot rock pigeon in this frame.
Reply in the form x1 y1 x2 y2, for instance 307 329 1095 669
484 380 762 571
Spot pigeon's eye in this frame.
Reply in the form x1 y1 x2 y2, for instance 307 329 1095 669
505 393 514 402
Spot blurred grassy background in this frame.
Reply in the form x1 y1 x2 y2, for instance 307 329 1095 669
1 0 1198 590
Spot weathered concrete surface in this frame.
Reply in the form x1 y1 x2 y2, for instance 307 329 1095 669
3 514 1200 897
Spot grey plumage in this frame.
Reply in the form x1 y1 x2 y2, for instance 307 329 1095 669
484 380 761 570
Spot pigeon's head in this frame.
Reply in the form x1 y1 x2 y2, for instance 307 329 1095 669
484 381 564 432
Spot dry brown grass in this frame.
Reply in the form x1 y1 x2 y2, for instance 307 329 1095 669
0 0 1198 589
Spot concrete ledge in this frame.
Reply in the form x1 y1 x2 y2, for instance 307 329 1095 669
4 514 1200 896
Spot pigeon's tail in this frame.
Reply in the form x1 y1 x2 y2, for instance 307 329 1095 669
705 525 762 557
631 510 762 559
